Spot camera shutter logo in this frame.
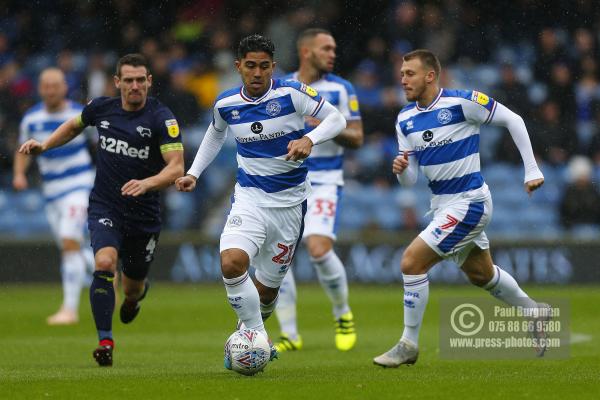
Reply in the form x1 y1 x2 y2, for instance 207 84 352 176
450 303 485 336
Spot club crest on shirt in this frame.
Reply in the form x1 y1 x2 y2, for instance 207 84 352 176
137 126 152 138
437 108 452 125
266 100 281 117
228 215 242 227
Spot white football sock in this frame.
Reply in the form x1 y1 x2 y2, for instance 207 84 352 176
62 250 86 311
223 272 267 338
313 249 350 319
484 265 538 309
275 272 299 339
401 273 429 346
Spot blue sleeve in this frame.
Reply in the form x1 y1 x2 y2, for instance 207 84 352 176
80 97 105 127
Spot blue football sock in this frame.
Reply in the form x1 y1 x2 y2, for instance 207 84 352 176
90 271 115 341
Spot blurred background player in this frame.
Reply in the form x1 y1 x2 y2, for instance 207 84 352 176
13 68 95 325
19 54 184 366
175 34 346 369
373 49 547 367
274 28 364 352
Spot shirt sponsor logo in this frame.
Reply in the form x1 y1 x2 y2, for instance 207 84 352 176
236 130 287 143
165 119 180 138
251 121 263 134
422 130 434 142
414 138 453 152
99 135 150 159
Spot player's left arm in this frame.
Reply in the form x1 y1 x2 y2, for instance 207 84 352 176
122 111 184 197
334 86 363 149
489 102 544 195
287 93 346 161
121 149 184 197
333 119 364 149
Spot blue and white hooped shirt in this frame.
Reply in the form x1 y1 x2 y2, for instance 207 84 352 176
396 88 498 207
19 101 94 203
213 79 330 207
286 72 361 186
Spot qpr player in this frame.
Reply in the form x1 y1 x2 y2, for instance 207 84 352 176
373 49 549 368
176 34 346 368
274 28 364 353
19 54 184 367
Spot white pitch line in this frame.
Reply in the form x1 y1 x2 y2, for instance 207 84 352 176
570 333 592 344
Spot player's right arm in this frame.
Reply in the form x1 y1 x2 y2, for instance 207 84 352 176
176 105 228 192
18 116 85 155
13 118 32 190
394 119 418 186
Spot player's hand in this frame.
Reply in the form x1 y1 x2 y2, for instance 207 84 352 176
18 139 45 155
304 116 321 127
525 178 544 196
175 175 197 192
286 136 313 161
121 179 152 197
392 151 410 174
12 174 28 191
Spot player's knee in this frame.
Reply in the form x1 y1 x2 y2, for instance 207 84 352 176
400 248 421 274
307 236 332 259
465 269 491 287
95 255 116 272
61 238 80 252
221 250 249 279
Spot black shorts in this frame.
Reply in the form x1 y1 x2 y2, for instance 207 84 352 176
88 207 160 281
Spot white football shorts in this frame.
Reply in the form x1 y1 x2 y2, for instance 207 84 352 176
419 196 492 266
302 183 342 241
220 200 307 288
45 189 90 244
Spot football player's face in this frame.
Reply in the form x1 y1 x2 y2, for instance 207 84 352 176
400 58 432 102
115 65 152 110
309 34 336 73
39 71 67 110
236 52 275 97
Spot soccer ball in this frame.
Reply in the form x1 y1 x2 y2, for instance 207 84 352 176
224 328 271 376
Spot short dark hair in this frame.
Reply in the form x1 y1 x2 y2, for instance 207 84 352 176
237 34 275 60
115 53 149 77
403 49 441 80
296 28 332 50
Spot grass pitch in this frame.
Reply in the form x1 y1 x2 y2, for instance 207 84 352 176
1 283 599 399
